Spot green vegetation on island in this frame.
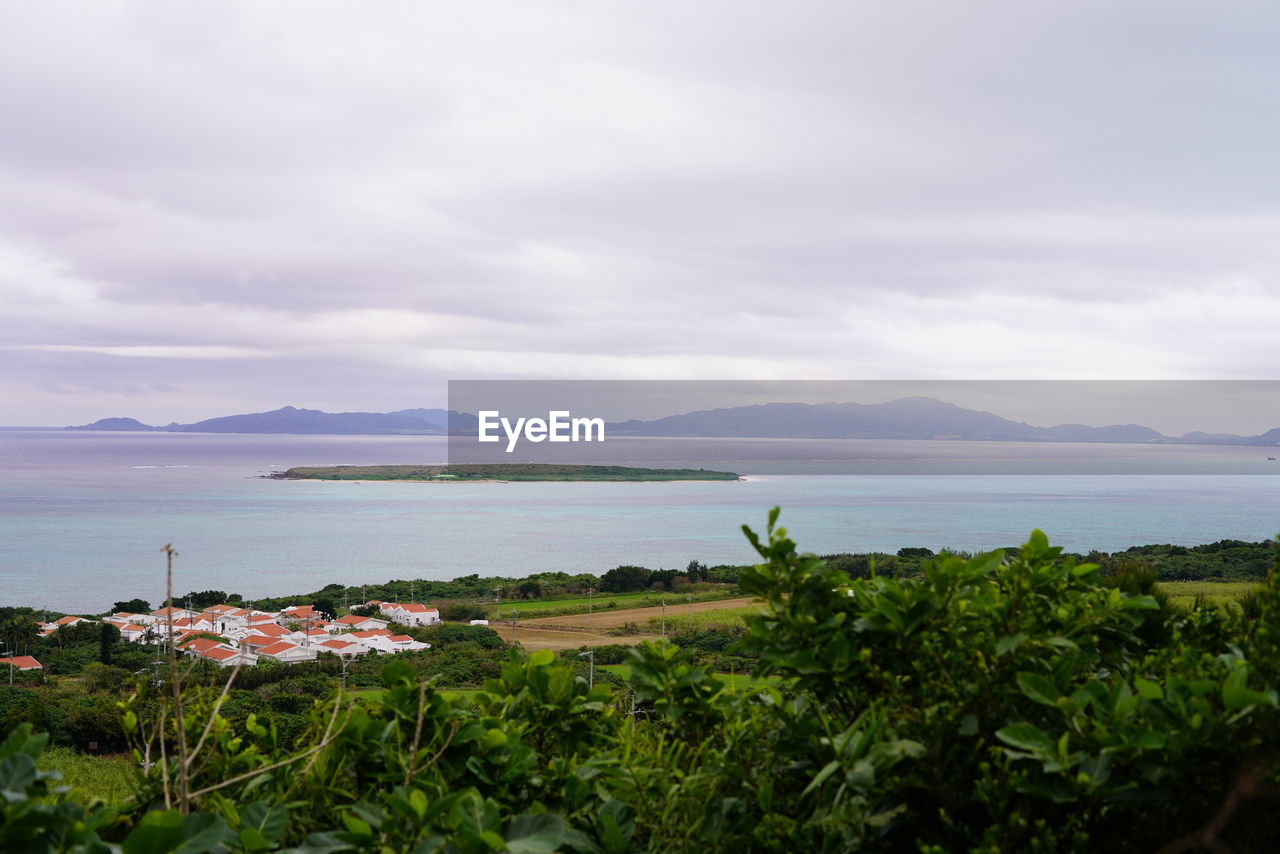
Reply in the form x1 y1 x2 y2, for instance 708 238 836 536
273 463 741 481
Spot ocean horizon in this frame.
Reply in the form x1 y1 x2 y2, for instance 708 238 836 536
2 430 1278 614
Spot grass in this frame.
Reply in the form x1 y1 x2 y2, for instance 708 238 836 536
486 588 739 619
1158 580 1261 609
37 746 138 807
642 605 765 634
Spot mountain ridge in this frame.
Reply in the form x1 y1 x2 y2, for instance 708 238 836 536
66 399 1280 445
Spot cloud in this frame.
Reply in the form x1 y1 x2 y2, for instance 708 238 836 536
2 1 1279 423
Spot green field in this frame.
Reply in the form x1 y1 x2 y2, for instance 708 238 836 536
643 604 765 634
485 589 739 619
37 747 137 807
1158 580 1260 609
276 464 740 482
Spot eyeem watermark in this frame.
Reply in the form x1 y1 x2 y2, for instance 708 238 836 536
477 410 605 453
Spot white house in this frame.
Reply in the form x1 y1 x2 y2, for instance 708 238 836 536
116 623 150 643
254 641 319 664
153 615 215 638
281 605 322 622
380 603 441 627
150 607 197 622
290 627 332 646
202 646 259 667
344 629 429 654
238 626 296 651
40 615 95 636
332 614 390 632
203 607 257 634
178 637 258 667
314 638 369 657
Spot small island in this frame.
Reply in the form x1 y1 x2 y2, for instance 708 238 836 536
271 464 741 482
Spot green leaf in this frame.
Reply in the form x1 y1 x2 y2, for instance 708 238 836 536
240 800 288 843
1222 667 1278 711
341 813 373 839
528 649 555 667
380 658 416 687
504 813 566 854
272 831 351 854
349 801 384 830
801 760 840 798
996 723 1056 760
995 633 1028 656
121 810 229 854
1134 677 1164 701
123 809 185 854
1136 730 1166 750
1017 672 1061 707
174 813 231 854
0 753 39 798
239 828 272 853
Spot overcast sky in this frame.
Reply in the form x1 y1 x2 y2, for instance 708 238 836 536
3 1 1280 428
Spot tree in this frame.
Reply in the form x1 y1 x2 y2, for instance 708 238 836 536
1 617 37 657
98 622 120 664
599 565 650 593
179 590 236 609
111 598 151 614
312 596 339 620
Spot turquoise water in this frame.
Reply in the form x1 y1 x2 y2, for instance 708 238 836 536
1 431 1277 613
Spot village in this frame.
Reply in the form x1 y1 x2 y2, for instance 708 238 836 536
0 600 470 673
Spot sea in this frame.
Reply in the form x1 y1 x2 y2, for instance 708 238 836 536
1 430 1278 614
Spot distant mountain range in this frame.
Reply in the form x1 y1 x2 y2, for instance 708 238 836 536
68 398 1280 446
68 406 478 436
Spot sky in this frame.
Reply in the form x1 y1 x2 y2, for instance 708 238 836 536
3 1 1280 428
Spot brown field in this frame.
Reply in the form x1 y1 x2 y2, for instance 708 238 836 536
520 596 761 630
506 625 659 651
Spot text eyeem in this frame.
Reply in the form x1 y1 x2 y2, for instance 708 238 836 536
477 410 606 453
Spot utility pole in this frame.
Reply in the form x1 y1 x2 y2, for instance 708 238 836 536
509 608 517 643
588 588 594 628
577 650 594 688
661 598 666 638
687 594 693 623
